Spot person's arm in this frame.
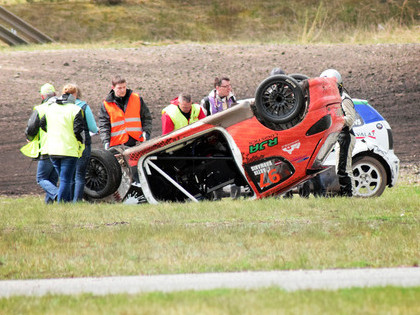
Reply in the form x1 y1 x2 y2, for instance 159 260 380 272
229 93 237 104
84 104 98 134
198 107 207 120
342 98 356 128
40 115 47 132
25 110 40 141
73 110 85 143
139 97 153 139
98 103 111 147
200 97 210 115
161 112 174 135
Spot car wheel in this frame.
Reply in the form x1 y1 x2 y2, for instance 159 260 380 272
84 148 122 199
352 156 387 197
254 75 305 130
289 73 309 82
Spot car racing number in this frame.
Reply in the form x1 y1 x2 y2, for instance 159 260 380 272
245 157 294 193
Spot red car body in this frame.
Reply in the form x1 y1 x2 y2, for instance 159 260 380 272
84 76 344 203
98 77 343 203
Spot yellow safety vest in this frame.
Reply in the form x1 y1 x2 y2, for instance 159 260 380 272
45 102 84 158
162 103 201 131
20 102 50 158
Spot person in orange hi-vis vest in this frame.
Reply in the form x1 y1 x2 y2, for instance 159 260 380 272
98 75 152 150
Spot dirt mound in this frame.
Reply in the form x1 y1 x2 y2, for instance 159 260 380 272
0 43 418 196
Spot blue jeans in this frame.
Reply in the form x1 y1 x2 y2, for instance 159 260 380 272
73 145 91 202
51 157 78 203
36 158 59 204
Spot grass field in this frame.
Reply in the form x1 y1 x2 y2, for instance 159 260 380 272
1 184 419 280
0 183 419 314
1 287 420 315
0 1 419 313
1 0 419 47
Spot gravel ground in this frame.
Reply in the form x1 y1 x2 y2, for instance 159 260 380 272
0 43 419 196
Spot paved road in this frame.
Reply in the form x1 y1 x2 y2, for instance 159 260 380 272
1 267 419 297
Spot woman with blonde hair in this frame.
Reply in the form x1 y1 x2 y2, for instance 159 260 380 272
40 85 84 203
63 83 98 202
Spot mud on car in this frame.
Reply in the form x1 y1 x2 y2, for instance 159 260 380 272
84 75 346 204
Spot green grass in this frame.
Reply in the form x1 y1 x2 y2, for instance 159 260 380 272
1 184 419 280
1 185 419 313
1 0 419 47
1 287 420 315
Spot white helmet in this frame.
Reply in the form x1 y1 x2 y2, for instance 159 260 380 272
320 69 342 85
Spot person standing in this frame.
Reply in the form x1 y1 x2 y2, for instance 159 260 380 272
161 93 206 135
40 90 85 203
23 83 59 204
98 75 152 150
62 84 98 202
320 69 356 197
201 77 236 115
201 77 239 199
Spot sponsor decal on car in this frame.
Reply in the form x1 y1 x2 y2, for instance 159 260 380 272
246 157 294 192
282 140 301 154
249 136 278 154
355 129 376 140
291 156 310 163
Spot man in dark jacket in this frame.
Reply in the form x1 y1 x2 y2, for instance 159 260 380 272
98 75 152 149
24 83 59 203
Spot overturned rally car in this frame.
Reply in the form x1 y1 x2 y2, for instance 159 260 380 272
84 75 345 204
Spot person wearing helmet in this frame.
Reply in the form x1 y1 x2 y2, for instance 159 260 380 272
320 69 356 197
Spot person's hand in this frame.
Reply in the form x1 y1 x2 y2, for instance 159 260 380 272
104 142 110 150
142 131 150 141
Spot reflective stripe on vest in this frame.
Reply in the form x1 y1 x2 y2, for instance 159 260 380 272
162 103 201 131
104 93 144 146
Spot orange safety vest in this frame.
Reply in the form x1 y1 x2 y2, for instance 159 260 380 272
103 93 144 146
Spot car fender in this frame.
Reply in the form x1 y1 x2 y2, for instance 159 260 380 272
354 137 399 187
323 137 399 188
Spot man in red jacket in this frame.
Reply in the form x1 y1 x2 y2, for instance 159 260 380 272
161 93 206 135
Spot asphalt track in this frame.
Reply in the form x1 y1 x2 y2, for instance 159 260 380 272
1 267 419 297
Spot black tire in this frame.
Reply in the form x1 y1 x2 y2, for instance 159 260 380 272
254 75 305 129
289 73 309 82
352 156 387 197
84 148 122 199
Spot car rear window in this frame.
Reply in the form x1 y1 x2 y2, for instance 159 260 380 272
354 101 384 125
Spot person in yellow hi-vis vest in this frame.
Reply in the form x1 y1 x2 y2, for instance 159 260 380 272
161 93 206 135
23 83 59 204
40 88 85 203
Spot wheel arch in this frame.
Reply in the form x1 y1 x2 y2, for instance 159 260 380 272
352 151 392 187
